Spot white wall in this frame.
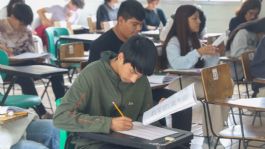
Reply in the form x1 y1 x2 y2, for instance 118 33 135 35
0 0 265 33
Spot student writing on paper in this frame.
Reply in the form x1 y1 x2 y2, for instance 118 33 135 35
0 4 65 119
160 5 228 140
88 0 192 137
54 35 157 148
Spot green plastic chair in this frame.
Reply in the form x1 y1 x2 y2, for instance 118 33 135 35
56 98 75 149
0 50 41 108
45 27 69 64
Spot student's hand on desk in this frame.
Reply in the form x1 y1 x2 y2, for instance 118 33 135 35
198 45 220 56
111 116 133 131
0 44 13 56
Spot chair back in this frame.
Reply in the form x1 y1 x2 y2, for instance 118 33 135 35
59 42 84 59
45 27 69 63
201 64 234 102
240 50 255 82
87 17 96 33
0 50 10 80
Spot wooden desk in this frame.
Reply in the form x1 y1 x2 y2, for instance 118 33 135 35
77 127 193 149
0 64 68 106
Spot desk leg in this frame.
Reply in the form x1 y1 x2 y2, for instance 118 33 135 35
41 79 54 113
239 108 247 149
0 76 16 106
233 62 241 98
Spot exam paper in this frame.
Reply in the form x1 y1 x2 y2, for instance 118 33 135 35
143 83 197 125
118 121 177 140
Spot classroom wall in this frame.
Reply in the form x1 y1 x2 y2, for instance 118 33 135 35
0 0 265 33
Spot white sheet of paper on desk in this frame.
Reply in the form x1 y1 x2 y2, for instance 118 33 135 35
212 33 226 46
10 52 49 60
163 68 202 73
118 121 177 140
147 75 180 84
143 83 197 125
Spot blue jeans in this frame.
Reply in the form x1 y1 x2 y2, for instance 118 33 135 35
11 119 59 149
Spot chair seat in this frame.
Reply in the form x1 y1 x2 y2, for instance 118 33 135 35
0 94 41 108
219 125 265 141
253 78 265 84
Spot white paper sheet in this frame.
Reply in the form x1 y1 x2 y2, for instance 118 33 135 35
147 75 180 84
212 33 226 46
118 121 177 140
10 52 49 60
143 83 197 125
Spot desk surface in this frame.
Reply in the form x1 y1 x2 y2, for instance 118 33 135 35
164 68 202 76
60 33 101 42
77 128 193 149
0 64 68 78
9 53 49 64
227 98 265 112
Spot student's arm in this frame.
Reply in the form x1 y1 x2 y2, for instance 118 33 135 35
230 29 252 57
157 8 167 26
53 70 112 133
166 37 201 69
37 8 53 26
137 77 153 122
96 5 109 30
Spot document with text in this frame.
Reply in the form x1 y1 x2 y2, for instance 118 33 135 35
118 121 177 140
143 83 197 125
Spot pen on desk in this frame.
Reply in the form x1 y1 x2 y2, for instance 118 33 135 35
112 101 124 117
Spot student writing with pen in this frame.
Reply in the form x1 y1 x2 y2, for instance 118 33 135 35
53 35 157 149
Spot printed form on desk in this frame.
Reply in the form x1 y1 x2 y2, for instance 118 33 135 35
143 83 197 125
118 121 177 140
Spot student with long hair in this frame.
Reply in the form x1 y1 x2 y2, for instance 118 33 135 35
226 17 265 79
161 5 226 140
229 0 261 32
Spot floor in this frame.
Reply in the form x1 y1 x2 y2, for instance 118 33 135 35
1 77 265 149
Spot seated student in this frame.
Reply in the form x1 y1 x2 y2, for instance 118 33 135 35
88 0 192 133
226 17 265 79
0 3 65 118
0 0 25 19
96 0 119 30
54 35 158 148
161 4 225 140
229 0 261 33
142 0 167 31
250 35 265 95
36 0 85 43
11 119 59 149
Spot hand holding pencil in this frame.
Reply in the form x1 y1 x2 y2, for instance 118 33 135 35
111 101 133 131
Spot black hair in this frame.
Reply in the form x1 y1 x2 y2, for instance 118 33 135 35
226 17 265 51
71 0 85 9
236 0 261 20
117 0 145 21
7 0 25 17
12 3 33 25
104 0 111 3
119 35 157 76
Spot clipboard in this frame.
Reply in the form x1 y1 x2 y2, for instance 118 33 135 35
0 112 28 124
